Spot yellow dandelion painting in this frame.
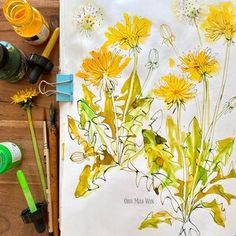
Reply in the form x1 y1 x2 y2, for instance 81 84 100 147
76 46 131 87
202 1 236 42
104 13 152 51
180 49 219 82
153 74 195 107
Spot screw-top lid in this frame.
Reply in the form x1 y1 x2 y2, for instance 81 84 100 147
0 151 9 174
0 44 9 68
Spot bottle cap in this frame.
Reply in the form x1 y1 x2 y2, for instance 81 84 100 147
0 44 9 68
0 151 9 174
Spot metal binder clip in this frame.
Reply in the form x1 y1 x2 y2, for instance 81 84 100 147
38 74 73 102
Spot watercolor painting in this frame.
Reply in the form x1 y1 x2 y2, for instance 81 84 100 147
60 1 236 235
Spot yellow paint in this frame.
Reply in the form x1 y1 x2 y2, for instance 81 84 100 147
3 0 49 43
169 57 176 68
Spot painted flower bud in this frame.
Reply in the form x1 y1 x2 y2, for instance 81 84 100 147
223 97 236 114
146 48 159 71
160 24 175 47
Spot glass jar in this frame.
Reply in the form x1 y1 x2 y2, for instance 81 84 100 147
0 41 27 83
2 0 50 45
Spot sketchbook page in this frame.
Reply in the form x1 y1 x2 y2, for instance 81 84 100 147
59 0 236 235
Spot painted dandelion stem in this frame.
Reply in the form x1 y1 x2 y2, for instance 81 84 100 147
194 18 203 47
210 41 231 142
26 107 47 199
110 91 120 162
176 104 188 217
122 52 139 122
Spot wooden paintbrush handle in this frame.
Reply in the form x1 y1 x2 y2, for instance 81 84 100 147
49 127 59 236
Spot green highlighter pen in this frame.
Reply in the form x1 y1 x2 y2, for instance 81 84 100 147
17 170 46 233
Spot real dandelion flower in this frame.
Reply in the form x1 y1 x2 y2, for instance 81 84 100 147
180 49 219 82
202 2 236 42
74 3 104 36
153 74 195 107
76 46 131 91
104 13 152 52
172 0 203 25
11 88 39 106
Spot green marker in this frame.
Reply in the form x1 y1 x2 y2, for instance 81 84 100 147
17 170 37 213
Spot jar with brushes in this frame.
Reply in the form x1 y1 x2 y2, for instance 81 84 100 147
0 142 23 174
2 0 50 45
0 41 27 83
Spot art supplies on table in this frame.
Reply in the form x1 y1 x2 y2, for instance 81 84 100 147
0 41 27 83
28 27 60 84
0 142 22 174
17 170 47 233
48 104 60 236
59 0 236 236
2 0 50 45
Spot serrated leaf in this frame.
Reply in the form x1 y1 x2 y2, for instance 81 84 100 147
166 116 183 165
75 165 91 198
99 92 116 138
82 84 100 112
197 166 208 185
195 184 236 204
142 129 179 180
68 116 96 157
210 168 236 184
202 200 225 227
117 70 141 121
212 137 235 167
184 117 202 174
139 211 172 230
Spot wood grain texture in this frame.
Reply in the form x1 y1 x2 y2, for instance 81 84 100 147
0 0 59 235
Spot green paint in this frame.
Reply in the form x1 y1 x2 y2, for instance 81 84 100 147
16 170 37 213
0 142 22 174
0 41 27 83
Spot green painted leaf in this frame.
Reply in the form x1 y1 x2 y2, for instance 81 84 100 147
139 211 172 230
117 70 141 121
184 117 202 174
82 84 100 112
142 129 179 180
121 98 153 164
210 168 236 184
75 165 91 198
202 200 225 227
195 184 236 204
99 92 116 138
212 137 235 167
166 116 183 165
197 166 208 185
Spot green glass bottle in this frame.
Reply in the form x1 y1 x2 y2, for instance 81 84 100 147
0 41 27 83
0 142 22 174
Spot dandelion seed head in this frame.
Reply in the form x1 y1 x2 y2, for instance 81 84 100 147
74 3 104 36
172 0 204 25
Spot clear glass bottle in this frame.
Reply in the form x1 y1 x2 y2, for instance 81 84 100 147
0 41 27 83
2 0 50 45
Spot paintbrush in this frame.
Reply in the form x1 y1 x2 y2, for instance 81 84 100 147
43 110 54 236
48 103 60 236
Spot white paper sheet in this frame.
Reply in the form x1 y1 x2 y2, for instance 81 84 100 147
60 1 236 235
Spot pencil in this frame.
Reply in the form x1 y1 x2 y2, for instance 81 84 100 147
43 120 53 235
48 104 60 236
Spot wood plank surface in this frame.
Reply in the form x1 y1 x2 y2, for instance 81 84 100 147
0 1 59 235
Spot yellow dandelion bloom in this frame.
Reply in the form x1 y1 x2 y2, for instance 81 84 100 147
153 75 195 106
104 13 152 51
180 49 219 82
76 46 131 87
11 88 39 105
202 2 236 42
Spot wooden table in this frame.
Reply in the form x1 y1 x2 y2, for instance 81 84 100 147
0 1 59 235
